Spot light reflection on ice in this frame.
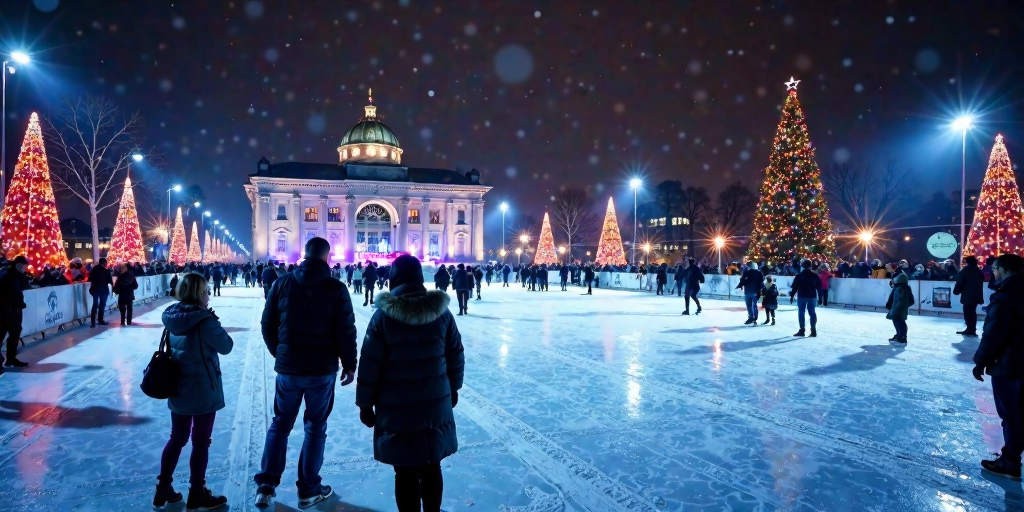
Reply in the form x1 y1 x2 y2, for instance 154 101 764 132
712 338 723 371
499 343 509 368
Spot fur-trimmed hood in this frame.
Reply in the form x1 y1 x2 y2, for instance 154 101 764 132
375 290 451 325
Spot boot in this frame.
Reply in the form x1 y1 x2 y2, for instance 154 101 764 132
982 458 1022 479
186 486 227 511
362 301 368 307
762 318 770 325
770 318 775 326
889 335 900 342
897 336 907 344
809 328 817 338
153 482 183 509
695 307 702 314
743 318 753 325
793 329 806 337
682 310 690 315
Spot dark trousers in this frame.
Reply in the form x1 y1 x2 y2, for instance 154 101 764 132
765 308 775 320
585 280 593 294
892 319 908 338
456 290 470 312
560 278 568 290
365 284 375 304
255 374 336 497
263 285 271 300
213 280 221 296
964 303 979 333
354 280 363 293
744 293 759 320
992 377 1024 466
676 282 683 296
685 289 701 311
0 310 23 362
817 288 828 306
90 291 109 324
797 297 817 330
394 463 443 512
656 282 664 295
118 299 134 325
475 283 481 299
159 411 216 487
503 274 509 287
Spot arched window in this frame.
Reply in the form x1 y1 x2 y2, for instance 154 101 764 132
277 205 287 220
276 233 287 253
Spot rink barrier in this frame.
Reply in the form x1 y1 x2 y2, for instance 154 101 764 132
18 274 172 342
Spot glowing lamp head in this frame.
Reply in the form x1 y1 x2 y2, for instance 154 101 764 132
10 51 30 65
519 235 528 243
714 236 725 248
172 184 182 192
213 220 219 225
558 246 566 254
132 153 144 162
499 249 507 256
500 202 508 212
194 201 201 208
952 116 973 132
629 178 642 190
204 211 211 217
859 231 874 243
515 248 522 255
643 244 651 252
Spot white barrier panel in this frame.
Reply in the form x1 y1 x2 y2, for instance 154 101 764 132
917 280 996 315
829 278 893 308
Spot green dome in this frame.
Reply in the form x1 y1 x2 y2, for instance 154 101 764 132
340 119 401 148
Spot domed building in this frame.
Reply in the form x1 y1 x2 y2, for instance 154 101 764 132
244 91 490 264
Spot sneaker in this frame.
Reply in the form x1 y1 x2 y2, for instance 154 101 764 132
793 330 806 337
809 329 817 338
254 486 276 509
770 319 775 325
762 319 770 325
681 311 690 315
298 485 334 509
956 330 978 336
889 335 900 342
982 458 1022 479
4 358 27 368
743 319 753 325
185 486 227 511
153 483 183 509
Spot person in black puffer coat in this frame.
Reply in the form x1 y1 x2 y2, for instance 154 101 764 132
356 255 465 512
954 255 986 337
452 264 471 315
363 262 379 306
88 258 114 327
112 263 139 326
433 265 450 292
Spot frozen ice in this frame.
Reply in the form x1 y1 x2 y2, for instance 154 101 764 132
0 284 1019 511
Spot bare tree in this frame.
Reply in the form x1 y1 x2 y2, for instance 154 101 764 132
822 157 913 227
714 181 758 233
47 97 145 261
680 186 711 255
551 188 598 261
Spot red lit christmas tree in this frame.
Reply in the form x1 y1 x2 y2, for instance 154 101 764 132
594 197 627 266
186 221 201 262
964 134 1024 261
533 212 559 265
203 230 212 262
747 78 836 264
168 207 187 264
0 113 68 272
106 176 147 265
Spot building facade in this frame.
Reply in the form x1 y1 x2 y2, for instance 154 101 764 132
244 92 491 264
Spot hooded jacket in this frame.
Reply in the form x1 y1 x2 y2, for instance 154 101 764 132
261 258 358 375
975 272 1024 379
112 270 139 302
162 302 234 415
433 267 451 287
355 288 465 466
954 264 986 306
885 273 914 321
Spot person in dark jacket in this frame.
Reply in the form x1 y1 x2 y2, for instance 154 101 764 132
255 238 358 509
433 265 450 292
673 264 686 296
356 255 465 512
759 276 779 325
885 273 914 344
0 256 31 369
260 264 279 300
954 255 986 337
363 262 379 306
789 259 822 337
112 263 139 326
736 264 764 324
656 264 668 295
682 258 704 315
210 265 224 297
502 264 512 287
559 264 569 291
973 254 1024 479
472 265 484 300
155 273 234 511
583 265 595 295
452 264 471 315
88 257 114 328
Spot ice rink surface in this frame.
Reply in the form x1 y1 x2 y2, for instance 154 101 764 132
0 282 1019 511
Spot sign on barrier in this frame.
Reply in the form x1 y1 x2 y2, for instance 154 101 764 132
918 280 995 315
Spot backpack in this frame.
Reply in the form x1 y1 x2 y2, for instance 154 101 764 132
141 329 180 399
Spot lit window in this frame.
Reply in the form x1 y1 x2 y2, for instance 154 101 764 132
341 149 348 160
305 207 319 222
75 243 82 249
352 147 360 157
409 209 420 224
648 219 657 227
328 207 341 222
429 210 441 224
368 146 377 156
658 217 666 226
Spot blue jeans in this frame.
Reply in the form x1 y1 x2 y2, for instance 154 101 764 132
90 291 109 323
797 297 817 330
744 293 759 320
254 374 336 497
992 377 1024 466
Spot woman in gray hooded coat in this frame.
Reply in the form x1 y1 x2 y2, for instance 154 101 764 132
356 255 465 512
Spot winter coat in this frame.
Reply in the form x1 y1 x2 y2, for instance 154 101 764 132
953 264 986 306
433 267 450 288
473 268 484 283
162 302 234 415
871 265 888 279
737 268 764 294
852 262 871 279
112 271 139 303
0 267 29 311
502 265 512 276
355 288 465 466
656 267 668 285
261 267 280 289
452 269 471 290
685 266 705 291
789 269 822 299
88 265 113 295
760 283 779 309
817 271 832 291
975 272 1024 379
261 258 359 375
353 266 364 281
363 264 379 285
584 267 595 282
885 274 914 321
674 267 686 283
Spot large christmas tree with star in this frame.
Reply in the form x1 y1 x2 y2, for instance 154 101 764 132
186 221 202 263
963 134 1024 261
747 78 836 264
594 197 627 266
533 212 559 265
105 175 147 265
168 207 188 265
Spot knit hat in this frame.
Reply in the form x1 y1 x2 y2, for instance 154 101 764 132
389 254 425 289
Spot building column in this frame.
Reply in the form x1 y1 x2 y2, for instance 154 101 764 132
396 197 409 252
288 194 301 263
420 198 430 259
318 195 328 239
345 194 357 262
255 194 269 261
444 199 455 261
473 200 485 261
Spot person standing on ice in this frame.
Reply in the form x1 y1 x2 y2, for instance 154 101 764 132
759 276 779 325
736 262 764 324
656 263 668 295
502 263 512 287
254 237 358 509
673 263 685 296
452 264 471 315
973 254 1024 479
885 273 914 344
788 259 822 337
356 255 465 512
682 258 704 315
363 262 379 306
954 255 985 337
583 264 595 295
559 264 569 291
473 265 484 300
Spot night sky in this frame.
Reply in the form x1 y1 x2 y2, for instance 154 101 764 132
1 0 1022 253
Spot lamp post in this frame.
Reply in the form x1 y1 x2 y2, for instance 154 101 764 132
515 247 523 265
714 236 725 272
558 246 566 263
1 51 30 211
952 116 973 263
166 184 182 223
500 202 509 259
860 230 874 262
629 178 642 266
643 243 651 267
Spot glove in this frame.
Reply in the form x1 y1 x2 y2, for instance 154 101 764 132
359 407 376 428
973 364 987 382
789 297 794 304
451 390 459 408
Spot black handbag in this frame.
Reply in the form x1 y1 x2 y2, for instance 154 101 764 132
141 329 180 399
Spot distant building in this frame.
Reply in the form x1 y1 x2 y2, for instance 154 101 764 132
60 218 112 262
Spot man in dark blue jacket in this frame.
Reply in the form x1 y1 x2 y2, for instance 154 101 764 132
255 237 358 509
452 264 471 315
211 265 224 297
789 259 822 337
737 264 765 324
502 264 512 287
559 264 569 291
260 263 279 300
682 258 704 315
88 258 113 328
954 255 986 337
363 262 379 306
974 254 1024 479
0 256 31 369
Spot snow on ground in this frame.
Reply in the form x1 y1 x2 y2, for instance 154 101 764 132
0 282 1018 511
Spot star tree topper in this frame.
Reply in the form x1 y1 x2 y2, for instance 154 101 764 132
785 77 801 90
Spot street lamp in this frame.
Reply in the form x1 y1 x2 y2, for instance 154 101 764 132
132 153 144 163
714 236 725 272
558 246 566 262
167 184 182 222
630 178 642 266
643 243 651 266
500 202 509 258
952 115 973 263
1 51 31 211
859 230 874 262
515 247 523 265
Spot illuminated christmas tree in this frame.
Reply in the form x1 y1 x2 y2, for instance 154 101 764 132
964 134 1024 261
747 78 836 264
186 221 201 262
594 197 627 266
203 230 211 262
168 207 187 264
106 176 147 265
0 112 68 272
532 212 559 265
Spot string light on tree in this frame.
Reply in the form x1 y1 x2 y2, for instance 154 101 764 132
186 221 201 262
168 207 188 264
963 134 1024 261
532 212 559 265
0 112 68 272
105 175 147 265
747 78 836 264
204 230 212 262
594 197 628 266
